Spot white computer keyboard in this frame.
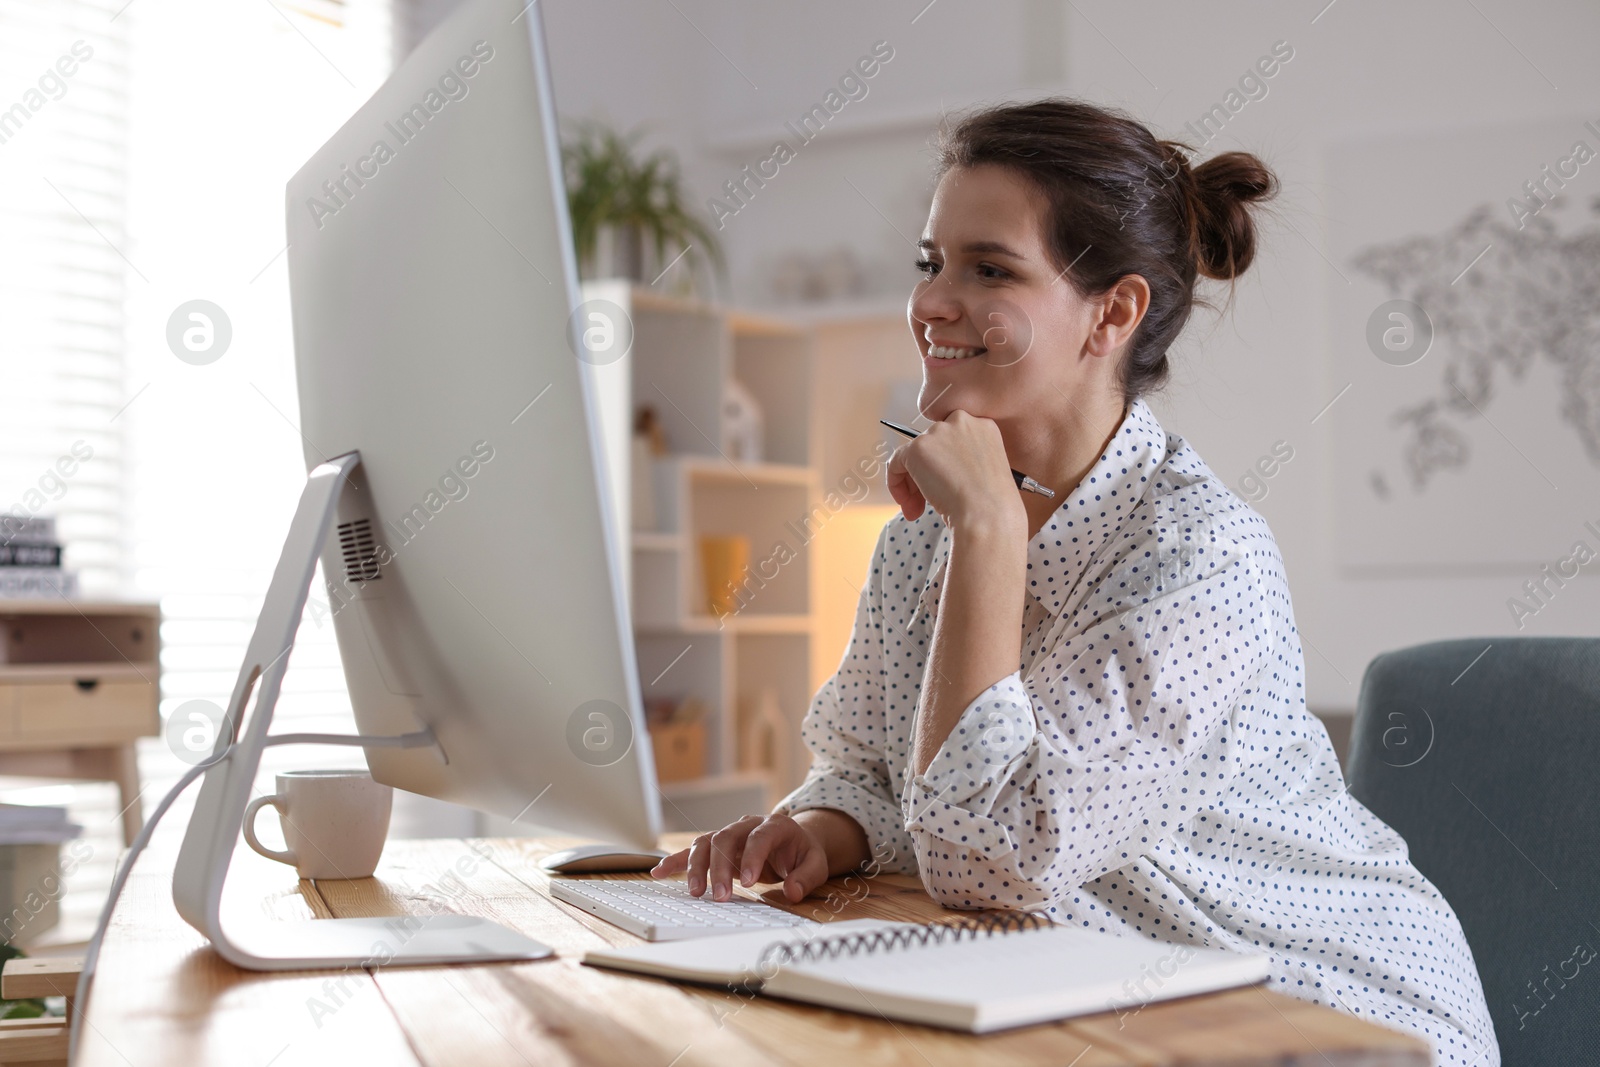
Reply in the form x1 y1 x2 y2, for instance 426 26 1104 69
550 877 820 941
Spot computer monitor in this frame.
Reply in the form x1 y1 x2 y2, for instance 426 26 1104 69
171 0 661 969
284 0 660 849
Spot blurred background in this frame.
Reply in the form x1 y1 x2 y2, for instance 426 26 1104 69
1 0 1596 947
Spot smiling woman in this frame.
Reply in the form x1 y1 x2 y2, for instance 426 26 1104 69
910 99 1277 430
653 98 1501 1067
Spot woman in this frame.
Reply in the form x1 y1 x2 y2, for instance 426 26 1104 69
652 99 1498 1066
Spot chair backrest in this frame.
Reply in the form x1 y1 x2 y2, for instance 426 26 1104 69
1345 636 1600 1067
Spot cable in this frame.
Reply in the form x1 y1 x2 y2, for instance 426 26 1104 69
68 747 225 1061
263 729 435 750
66 729 436 1062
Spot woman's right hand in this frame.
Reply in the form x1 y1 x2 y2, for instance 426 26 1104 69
650 812 831 903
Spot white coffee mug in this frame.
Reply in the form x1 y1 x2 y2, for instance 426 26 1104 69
244 769 393 880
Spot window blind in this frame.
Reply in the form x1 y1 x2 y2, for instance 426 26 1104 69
0 0 130 592
0 0 482 948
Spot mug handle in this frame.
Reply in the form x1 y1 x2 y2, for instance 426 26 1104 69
243 794 298 867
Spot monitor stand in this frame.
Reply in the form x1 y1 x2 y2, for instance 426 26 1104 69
170 451 553 970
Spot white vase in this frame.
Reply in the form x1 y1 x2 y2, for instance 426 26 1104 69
592 222 647 282
722 379 763 463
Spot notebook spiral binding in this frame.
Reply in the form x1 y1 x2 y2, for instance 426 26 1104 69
757 911 1051 972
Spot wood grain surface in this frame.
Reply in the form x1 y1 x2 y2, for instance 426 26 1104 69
76 833 1431 1067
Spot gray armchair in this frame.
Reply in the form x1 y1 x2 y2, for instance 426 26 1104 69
1345 636 1600 1067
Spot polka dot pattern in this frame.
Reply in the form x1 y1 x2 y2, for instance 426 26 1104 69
774 397 1499 1066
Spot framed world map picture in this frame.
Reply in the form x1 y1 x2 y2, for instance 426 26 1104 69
1327 115 1600 570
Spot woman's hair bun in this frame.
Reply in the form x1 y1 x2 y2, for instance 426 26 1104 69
1185 150 1278 281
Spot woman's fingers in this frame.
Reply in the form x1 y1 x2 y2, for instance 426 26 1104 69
649 847 690 878
684 832 713 896
653 813 834 904
745 816 828 902
783 844 831 903
706 816 761 901
886 444 926 520
739 816 797 886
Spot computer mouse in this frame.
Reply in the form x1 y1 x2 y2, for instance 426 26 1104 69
539 843 671 874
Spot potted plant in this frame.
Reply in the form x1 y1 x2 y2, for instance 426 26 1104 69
561 119 725 295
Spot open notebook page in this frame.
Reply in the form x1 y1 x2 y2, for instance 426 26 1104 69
764 925 1271 1033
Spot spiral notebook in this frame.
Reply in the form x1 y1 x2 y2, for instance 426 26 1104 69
583 914 1271 1033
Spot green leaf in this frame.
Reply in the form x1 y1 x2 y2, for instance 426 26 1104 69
0 998 46 1020
558 118 726 290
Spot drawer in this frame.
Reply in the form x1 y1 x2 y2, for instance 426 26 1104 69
13 679 157 744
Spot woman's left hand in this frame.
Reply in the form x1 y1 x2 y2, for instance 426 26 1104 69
886 410 1025 530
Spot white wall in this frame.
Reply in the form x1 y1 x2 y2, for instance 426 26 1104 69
507 0 1600 714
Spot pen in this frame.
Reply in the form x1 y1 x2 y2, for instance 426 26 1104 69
880 419 1055 499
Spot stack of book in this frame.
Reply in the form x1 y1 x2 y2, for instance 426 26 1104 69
0 803 82 847
0 515 77 599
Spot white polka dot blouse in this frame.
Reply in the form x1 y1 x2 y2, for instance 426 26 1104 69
774 396 1499 1066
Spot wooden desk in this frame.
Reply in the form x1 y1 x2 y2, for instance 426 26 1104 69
77 834 1430 1066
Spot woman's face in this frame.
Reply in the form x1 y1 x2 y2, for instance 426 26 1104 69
908 163 1124 425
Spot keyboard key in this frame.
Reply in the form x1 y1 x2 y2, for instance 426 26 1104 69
551 878 820 941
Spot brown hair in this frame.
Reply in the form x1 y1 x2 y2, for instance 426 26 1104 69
933 98 1279 405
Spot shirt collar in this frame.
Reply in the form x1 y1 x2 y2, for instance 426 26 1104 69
906 396 1170 630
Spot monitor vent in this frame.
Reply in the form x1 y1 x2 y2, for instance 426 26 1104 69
338 519 382 582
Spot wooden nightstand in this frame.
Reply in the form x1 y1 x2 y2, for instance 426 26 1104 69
0 600 160 847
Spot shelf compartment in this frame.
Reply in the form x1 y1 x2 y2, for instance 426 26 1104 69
731 330 813 468
631 306 727 465
581 281 819 833
0 608 159 667
634 634 727 776
632 459 818 628
689 477 814 620
658 770 772 833
734 633 812 795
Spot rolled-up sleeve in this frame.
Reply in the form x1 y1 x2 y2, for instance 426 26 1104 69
902 546 1273 909
772 525 918 876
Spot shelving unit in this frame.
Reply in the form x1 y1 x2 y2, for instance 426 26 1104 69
580 280 820 832
0 599 161 849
